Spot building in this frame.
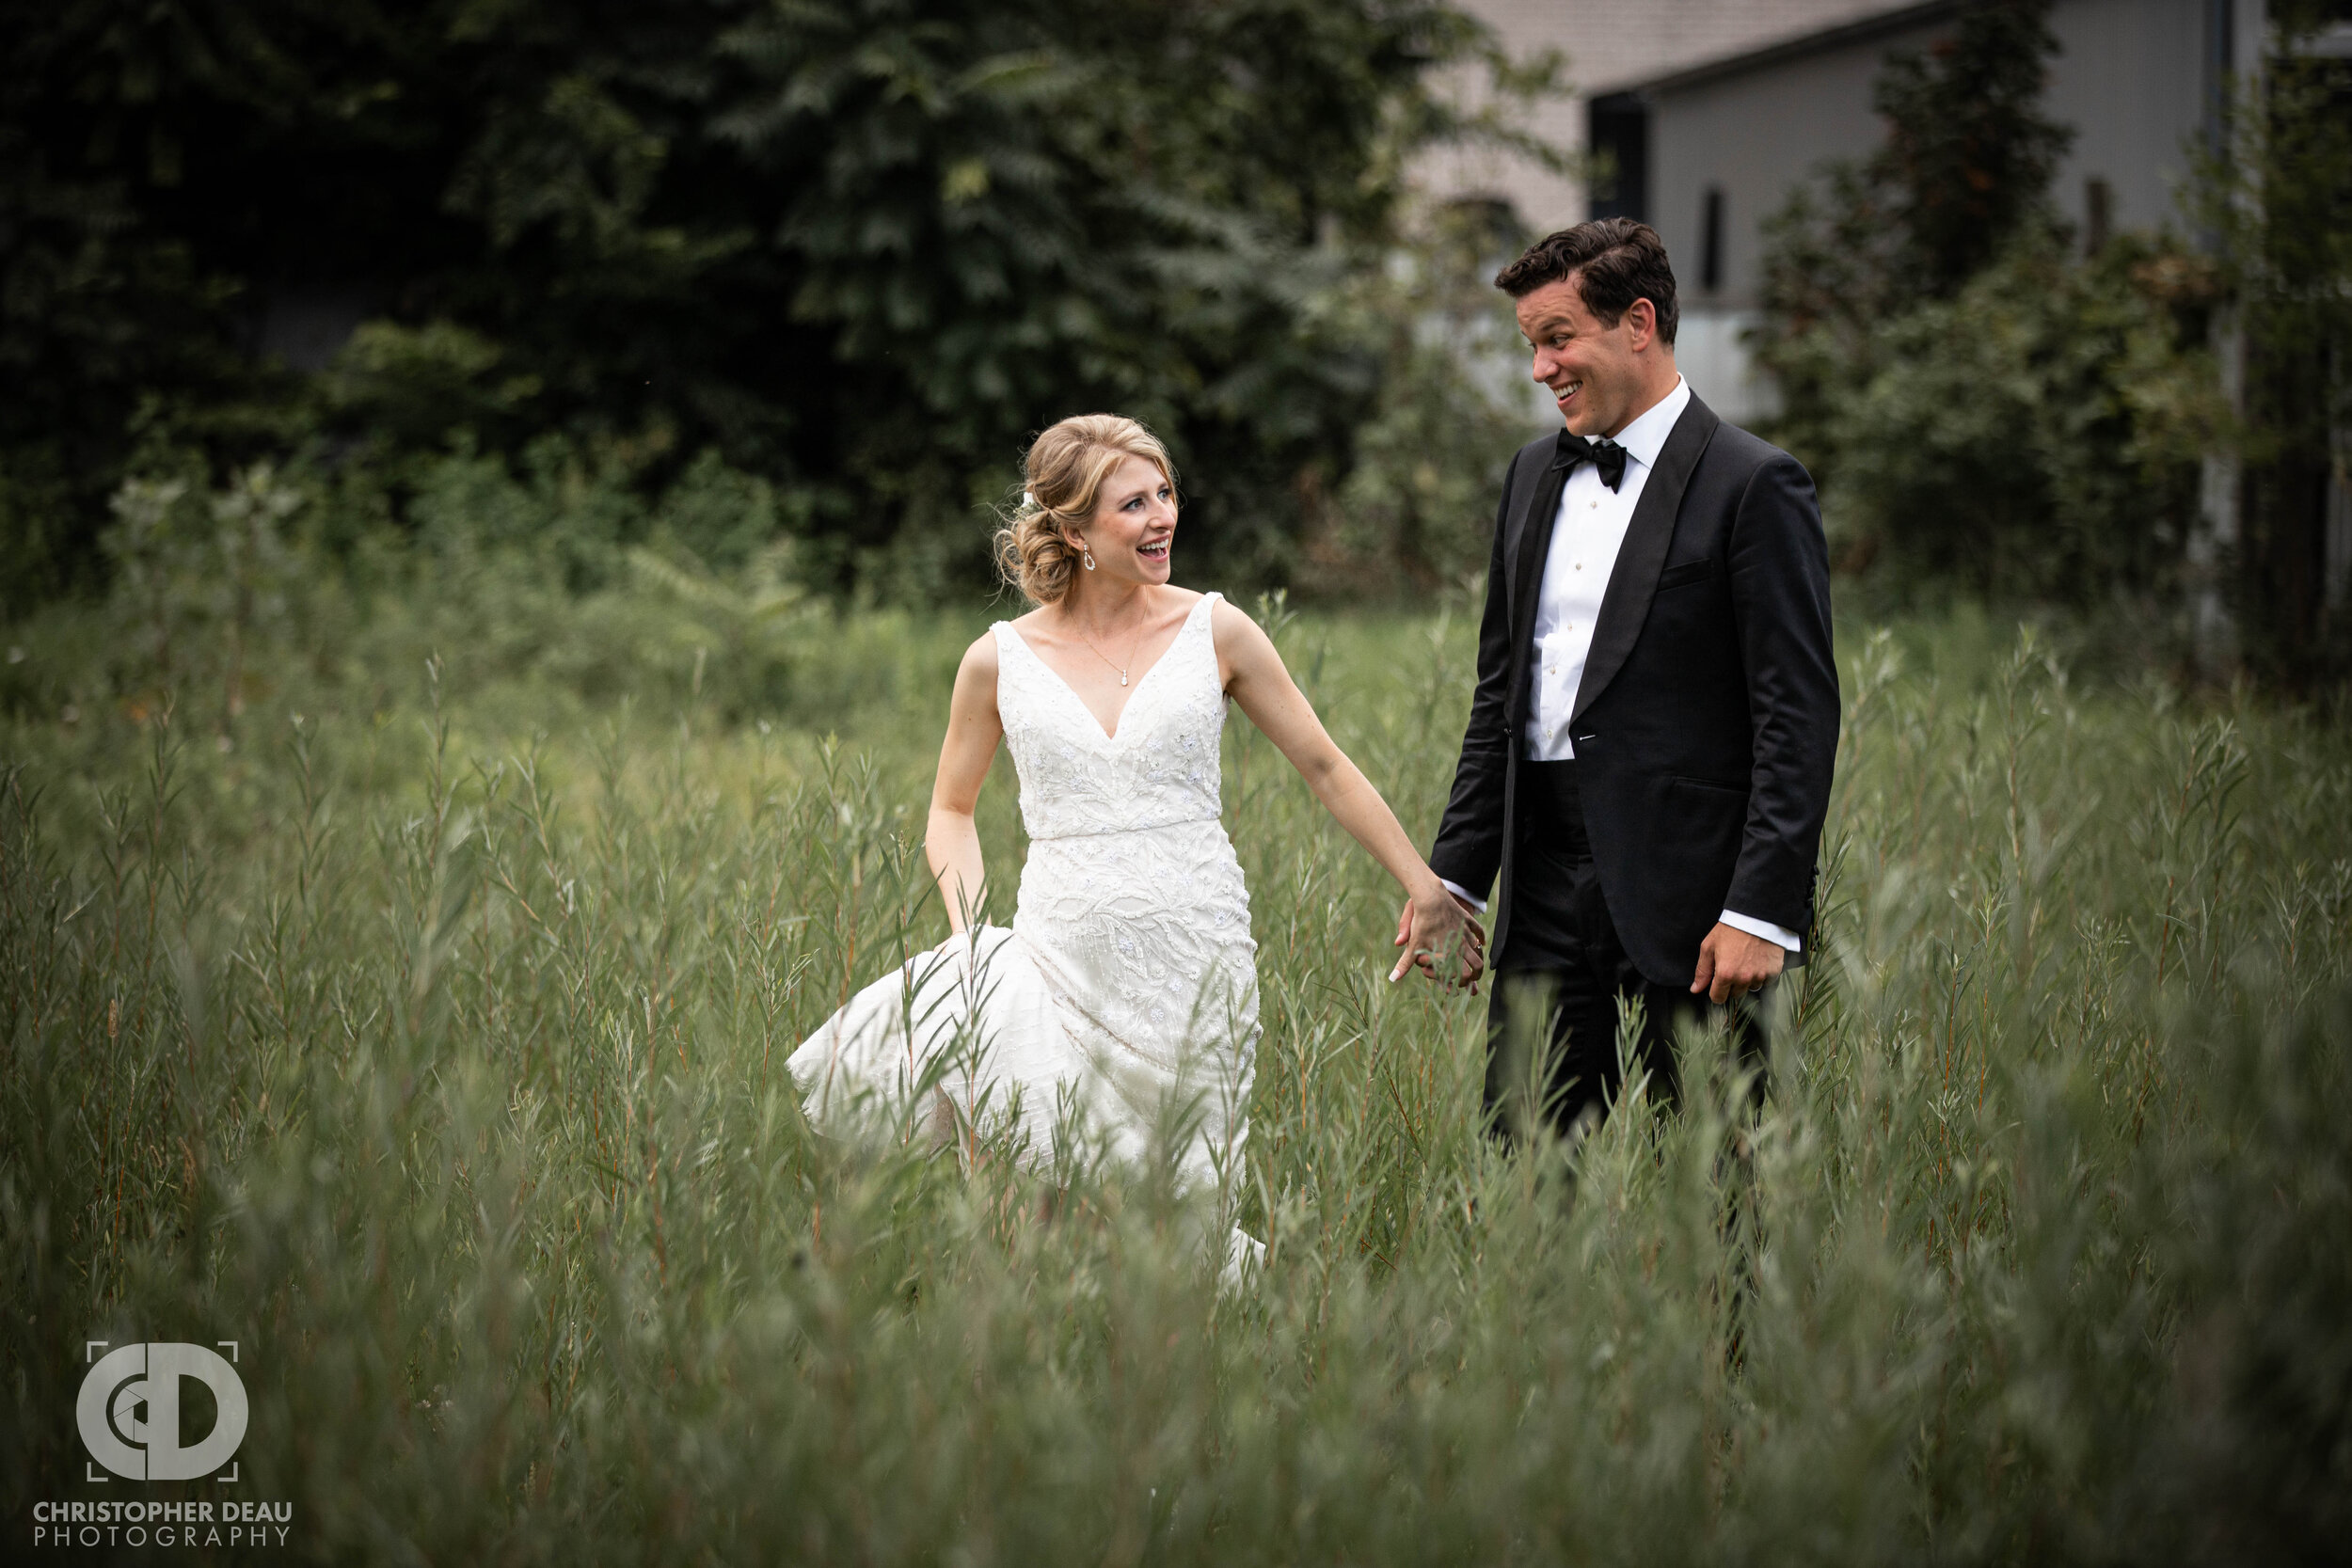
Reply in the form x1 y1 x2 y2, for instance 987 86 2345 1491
1421 0 1904 237
1436 0 2252 420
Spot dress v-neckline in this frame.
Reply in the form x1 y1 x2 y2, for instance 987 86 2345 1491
1008 594 1214 743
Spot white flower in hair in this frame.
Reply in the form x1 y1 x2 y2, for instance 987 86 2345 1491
1023 491 1038 509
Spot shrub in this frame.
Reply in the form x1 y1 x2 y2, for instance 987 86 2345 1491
1812 231 2220 603
1750 0 2225 642
1304 199 1546 597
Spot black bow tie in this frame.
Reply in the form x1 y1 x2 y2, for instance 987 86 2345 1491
1554 432 1629 492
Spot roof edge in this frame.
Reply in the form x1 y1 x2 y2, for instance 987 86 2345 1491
1587 0 1963 100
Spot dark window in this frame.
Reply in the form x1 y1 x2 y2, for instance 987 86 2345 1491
1587 94 1649 223
2085 177 2112 255
1700 186 1725 292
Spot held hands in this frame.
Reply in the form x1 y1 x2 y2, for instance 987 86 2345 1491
1691 921 1784 1005
1390 885 1486 990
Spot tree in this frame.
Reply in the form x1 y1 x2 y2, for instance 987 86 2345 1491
2199 0 2352 689
0 0 458 597
0 0 1536 607
1743 0 2223 619
1871 0 2072 297
1751 0 2073 487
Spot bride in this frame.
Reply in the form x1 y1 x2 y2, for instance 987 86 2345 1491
787 414 1481 1241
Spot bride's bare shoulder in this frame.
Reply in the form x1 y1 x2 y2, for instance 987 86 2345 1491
956 627 1003 687
1205 592 1270 649
1203 592 1281 688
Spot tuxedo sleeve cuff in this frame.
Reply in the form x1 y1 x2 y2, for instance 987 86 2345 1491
1439 879 1489 915
1721 909 1802 952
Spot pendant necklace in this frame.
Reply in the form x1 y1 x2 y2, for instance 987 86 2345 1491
1073 621 1136 686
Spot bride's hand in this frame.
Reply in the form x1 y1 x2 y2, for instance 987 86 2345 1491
1391 885 1486 990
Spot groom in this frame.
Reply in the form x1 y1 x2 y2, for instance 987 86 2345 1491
1420 218 1838 1134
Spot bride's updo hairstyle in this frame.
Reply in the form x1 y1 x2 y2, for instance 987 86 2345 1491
994 414 1178 605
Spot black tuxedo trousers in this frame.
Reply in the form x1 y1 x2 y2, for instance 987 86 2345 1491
1487 759 1760 1133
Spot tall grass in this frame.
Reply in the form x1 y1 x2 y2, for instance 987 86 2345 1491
3 554 2348 1561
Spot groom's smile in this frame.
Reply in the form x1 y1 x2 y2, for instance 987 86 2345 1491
1513 276 1653 440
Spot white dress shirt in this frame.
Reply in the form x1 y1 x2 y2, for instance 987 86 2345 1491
1440 376 1801 954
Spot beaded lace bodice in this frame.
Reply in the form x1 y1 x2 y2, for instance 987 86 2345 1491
991 593 1228 841
992 593 1256 1091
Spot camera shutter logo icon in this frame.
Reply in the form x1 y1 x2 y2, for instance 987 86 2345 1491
77 1343 249 1481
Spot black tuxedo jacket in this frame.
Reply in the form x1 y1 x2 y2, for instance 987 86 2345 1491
1430 393 1839 987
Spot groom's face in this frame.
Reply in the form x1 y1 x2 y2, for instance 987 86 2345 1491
1515 276 1646 437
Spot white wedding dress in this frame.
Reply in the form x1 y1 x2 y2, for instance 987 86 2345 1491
787 592 1261 1209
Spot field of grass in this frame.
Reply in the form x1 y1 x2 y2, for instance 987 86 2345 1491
4 552 2349 1562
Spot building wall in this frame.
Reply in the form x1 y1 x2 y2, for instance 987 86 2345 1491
1421 0 1910 230
1648 15 1949 313
1642 13 1947 416
1422 2 1933 425
1645 0 2215 420
2043 0 2214 243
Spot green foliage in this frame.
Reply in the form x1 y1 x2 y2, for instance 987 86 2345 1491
20 460 835 742
1868 0 2073 298
1306 199 1546 595
1754 0 2080 518
322 323 545 454
3 534 2351 1558
0 0 425 587
1794 231 2221 602
1756 0 2070 351
0 0 1554 607
2191 3 2352 688
1753 1 2218 618
1756 0 2352 689
101 465 303 727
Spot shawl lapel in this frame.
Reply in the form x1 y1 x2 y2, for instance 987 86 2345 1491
1568 395 1721 729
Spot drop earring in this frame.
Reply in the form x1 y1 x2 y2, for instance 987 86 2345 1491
1082 547 1096 570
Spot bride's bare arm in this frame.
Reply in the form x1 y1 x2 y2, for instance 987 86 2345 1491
1212 600 1483 987
927 635 1005 934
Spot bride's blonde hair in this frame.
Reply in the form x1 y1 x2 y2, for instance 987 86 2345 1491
995 414 1178 606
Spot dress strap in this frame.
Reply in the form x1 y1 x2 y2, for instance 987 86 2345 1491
1190 592 1225 700
1188 591 1221 646
989 620 1041 713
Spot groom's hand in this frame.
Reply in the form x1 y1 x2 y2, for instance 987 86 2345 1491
1692 923 1784 1005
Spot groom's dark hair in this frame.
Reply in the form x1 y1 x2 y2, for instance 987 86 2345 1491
1494 218 1679 345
